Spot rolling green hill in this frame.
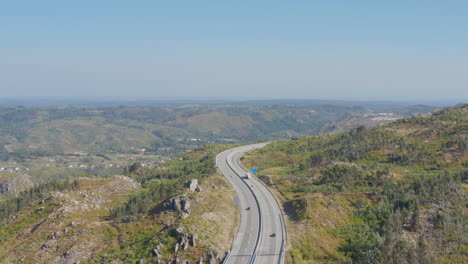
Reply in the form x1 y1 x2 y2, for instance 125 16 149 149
0 103 436 161
242 104 467 263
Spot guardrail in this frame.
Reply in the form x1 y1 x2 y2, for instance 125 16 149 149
221 251 231 264
278 214 286 264
249 253 257 264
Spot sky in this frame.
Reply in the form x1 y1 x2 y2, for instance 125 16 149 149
0 1 467 102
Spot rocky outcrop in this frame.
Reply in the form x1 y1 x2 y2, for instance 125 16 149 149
181 199 191 213
0 174 34 196
185 179 199 192
152 247 163 263
49 231 62 239
164 197 191 213
173 226 198 252
52 244 89 264
205 251 219 264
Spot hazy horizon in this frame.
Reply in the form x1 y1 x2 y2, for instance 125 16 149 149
1 1 467 101
0 96 463 108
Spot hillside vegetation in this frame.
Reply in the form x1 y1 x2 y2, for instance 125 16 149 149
242 104 467 263
0 104 433 161
0 144 238 263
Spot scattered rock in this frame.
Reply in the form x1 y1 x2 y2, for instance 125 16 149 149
190 233 198 247
41 196 53 204
195 186 202 192
180 212 189 219
175 226 186 236
181 236 190 250
156 243 164 250
185 179 199 192
206 251 219 264
152 248 163 259
164 220 173 228
181 199 191 213
43 240 56 249
49 231 62 239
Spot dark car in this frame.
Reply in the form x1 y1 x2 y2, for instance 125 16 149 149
270 233 276 237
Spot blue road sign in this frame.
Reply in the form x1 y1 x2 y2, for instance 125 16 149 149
251 168 258 174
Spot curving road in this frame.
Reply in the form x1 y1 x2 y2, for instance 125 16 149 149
216 144 286 264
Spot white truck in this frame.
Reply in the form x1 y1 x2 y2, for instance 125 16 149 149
246 172 252 179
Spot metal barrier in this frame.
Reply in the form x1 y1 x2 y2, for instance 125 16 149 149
278 213 286 264
249 253 257 264
221 251 231 264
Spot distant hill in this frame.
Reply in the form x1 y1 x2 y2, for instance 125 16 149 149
0 103 437 161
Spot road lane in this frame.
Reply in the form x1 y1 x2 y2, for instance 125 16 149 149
217 144 286 264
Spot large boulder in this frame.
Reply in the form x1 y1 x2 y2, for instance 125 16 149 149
164 197 190 213
164 197 182 211
185 179 199 192
181 199 191 213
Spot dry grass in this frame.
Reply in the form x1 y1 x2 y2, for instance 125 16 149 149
241 150 352 263
0 176 139 264
185 173 239 254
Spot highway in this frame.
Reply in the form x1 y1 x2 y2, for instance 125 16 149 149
216 144 286 264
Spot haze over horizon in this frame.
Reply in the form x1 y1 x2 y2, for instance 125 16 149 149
1 1 467 102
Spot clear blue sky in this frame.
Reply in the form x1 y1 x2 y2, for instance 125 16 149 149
1 1 467 102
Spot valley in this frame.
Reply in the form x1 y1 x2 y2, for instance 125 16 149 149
0 102 465 263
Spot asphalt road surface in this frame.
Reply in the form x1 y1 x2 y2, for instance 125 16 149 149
216 144 286 264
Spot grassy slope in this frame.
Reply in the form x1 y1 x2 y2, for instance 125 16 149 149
242 104 467 263
0 176 137 263
0 104 429 160
88 174 238 264
0 144 239 263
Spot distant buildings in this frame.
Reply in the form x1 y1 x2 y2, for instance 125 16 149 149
0 167 22 173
